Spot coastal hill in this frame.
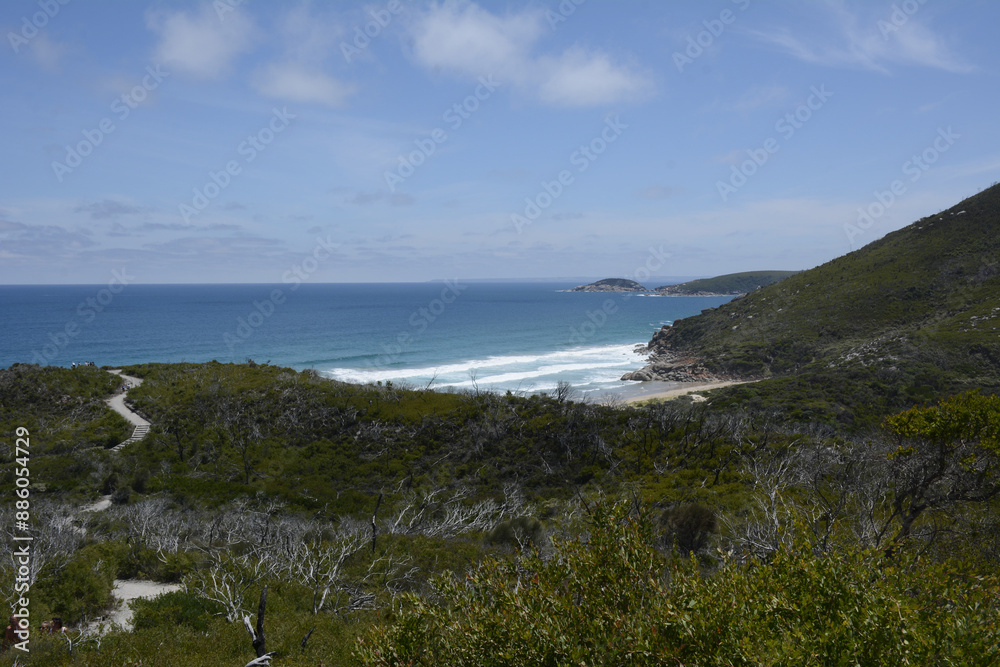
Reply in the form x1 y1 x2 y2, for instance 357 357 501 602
625 183 1000 418
567 278 648 292
655 270 799 296
568 271 797 295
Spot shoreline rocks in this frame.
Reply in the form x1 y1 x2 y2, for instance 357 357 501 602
620 349 722 382
622 323 740 383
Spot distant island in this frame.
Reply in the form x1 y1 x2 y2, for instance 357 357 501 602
567 270 799 296
566 278 649 292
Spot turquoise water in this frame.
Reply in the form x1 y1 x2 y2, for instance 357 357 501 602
0 283 733 398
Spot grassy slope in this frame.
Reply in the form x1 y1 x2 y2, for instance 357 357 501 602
655 270 799 294
651 184 1000 424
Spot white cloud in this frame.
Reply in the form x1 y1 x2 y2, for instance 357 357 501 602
411 1 543 82
250 6 355 108
147 4 256 79
537 48 648 107
887 21 972 73
253 63 355 108
410 0 651 107
743 2 972 74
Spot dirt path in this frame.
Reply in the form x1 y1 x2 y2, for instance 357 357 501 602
104 580 183 632
80 495 113 513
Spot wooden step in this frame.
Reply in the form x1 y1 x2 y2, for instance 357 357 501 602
111 424 151 451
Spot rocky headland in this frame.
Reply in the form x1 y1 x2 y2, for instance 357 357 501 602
621 321 744 383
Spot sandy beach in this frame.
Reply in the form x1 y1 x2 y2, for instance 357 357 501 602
623 380 755 404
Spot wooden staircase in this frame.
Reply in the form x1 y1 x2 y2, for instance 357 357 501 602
112 423 150 452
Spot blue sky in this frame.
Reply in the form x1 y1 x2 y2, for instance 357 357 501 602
1 0 998 284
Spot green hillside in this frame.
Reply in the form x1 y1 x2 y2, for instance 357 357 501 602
655 270 799 295
643 183 1000 421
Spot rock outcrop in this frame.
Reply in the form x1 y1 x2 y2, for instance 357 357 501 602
622 323 727 382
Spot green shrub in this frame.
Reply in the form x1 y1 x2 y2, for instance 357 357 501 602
131 590 216 632
36 542 125 623
660 502 716 554
358 501 1000 666
486 516 543 549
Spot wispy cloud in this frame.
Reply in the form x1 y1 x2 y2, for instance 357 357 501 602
109 221 243 237
74 200 144 221
743 2 972 74
252 63 356 108
341 190 415 207
0 219 97 258
410 0 652 107
144 235 286 258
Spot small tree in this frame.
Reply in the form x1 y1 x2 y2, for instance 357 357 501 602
881 390 1000 550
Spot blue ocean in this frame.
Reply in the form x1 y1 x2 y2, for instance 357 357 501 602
0 283 733 400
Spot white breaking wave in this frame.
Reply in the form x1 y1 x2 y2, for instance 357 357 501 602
324 343 647 394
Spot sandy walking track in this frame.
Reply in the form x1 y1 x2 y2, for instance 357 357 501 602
105 370 150 450
75 372 179 632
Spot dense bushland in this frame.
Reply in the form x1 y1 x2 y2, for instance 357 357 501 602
359 502 1000 666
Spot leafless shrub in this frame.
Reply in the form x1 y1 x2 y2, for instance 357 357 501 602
184 551 276 622
385 484 531 539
